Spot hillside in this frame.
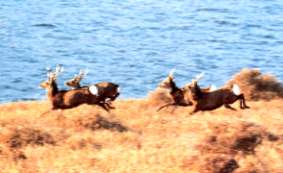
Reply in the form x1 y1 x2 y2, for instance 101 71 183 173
0 69 283 173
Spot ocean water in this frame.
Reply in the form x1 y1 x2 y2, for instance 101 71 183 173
0 0 283 103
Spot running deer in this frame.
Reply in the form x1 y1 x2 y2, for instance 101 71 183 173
65 69 87 89
65 69 120 108
186 79 250 114
157 70 191 111
40 66 112 112
157 71 211 111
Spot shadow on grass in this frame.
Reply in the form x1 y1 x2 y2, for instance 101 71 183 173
80 115 129 133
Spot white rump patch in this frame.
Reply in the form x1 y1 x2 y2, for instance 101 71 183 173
232 84 241 95
89 85 98 95
117 87 120 93
210 85 217 92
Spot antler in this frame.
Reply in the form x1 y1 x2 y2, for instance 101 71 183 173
73 69 88 83
46 65 63 81
194 72 205 82
159 69 176 88
184 72 205 88
169 68 175 79
54 64 63 78
78 69 88 79
65 69 88 88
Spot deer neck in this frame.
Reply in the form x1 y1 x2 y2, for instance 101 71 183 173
48 81 59 98
75 83 81 88
194 84 203 98
169 79 179 93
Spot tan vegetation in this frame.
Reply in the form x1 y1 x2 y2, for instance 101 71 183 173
0 69 283 173
226 68 283 101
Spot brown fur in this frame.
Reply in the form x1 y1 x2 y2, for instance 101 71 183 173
66 82 119 102
157 74 191 111
94 82 120 102
65 70 86 89
41 79 109 111
65 71 120 108
157 74 212 111
40 69 112 111
187 80 249 114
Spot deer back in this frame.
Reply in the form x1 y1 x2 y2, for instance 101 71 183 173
95 82 119 99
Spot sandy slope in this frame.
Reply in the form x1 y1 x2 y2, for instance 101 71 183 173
0 98 282 173
0 69 282 173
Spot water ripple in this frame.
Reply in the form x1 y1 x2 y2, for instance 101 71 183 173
32 24 56 28
0 0 283 102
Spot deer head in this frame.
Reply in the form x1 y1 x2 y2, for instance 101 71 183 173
40 65 63 95
185 72 205 100
159 69 176 90
65 69 88 89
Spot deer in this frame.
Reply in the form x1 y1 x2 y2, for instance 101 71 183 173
185 79 250 114
64 69 87 89
40 65 113 114
64 69 120 109
157 70 212 111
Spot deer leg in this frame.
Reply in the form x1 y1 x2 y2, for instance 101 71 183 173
189 106 198 115
111 93 119 101
105 100 115 109
241 94 250 109
105 102 115 109
238 94 250 109
157 103 175 112
224 104 236 111
230 94 245 109
237 95 244 109
97 103 110 112
241 98 250 109
240 99 245 109
97 99 113 110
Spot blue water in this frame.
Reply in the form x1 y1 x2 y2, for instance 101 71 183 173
1 0 283 103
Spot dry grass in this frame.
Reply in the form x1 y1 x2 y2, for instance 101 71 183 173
0 69 283 173
226 68 283 101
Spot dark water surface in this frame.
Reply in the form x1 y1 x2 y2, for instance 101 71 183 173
0 0 283 102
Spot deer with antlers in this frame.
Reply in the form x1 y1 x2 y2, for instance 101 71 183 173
157 70 212 111
186 78 250 114
64 69 120 109
40 65 115 112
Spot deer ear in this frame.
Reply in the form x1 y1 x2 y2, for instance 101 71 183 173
89 85 98 95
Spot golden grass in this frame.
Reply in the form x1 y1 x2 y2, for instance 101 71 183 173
227 68 283 101
0 69 282 173
0 98 282 173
